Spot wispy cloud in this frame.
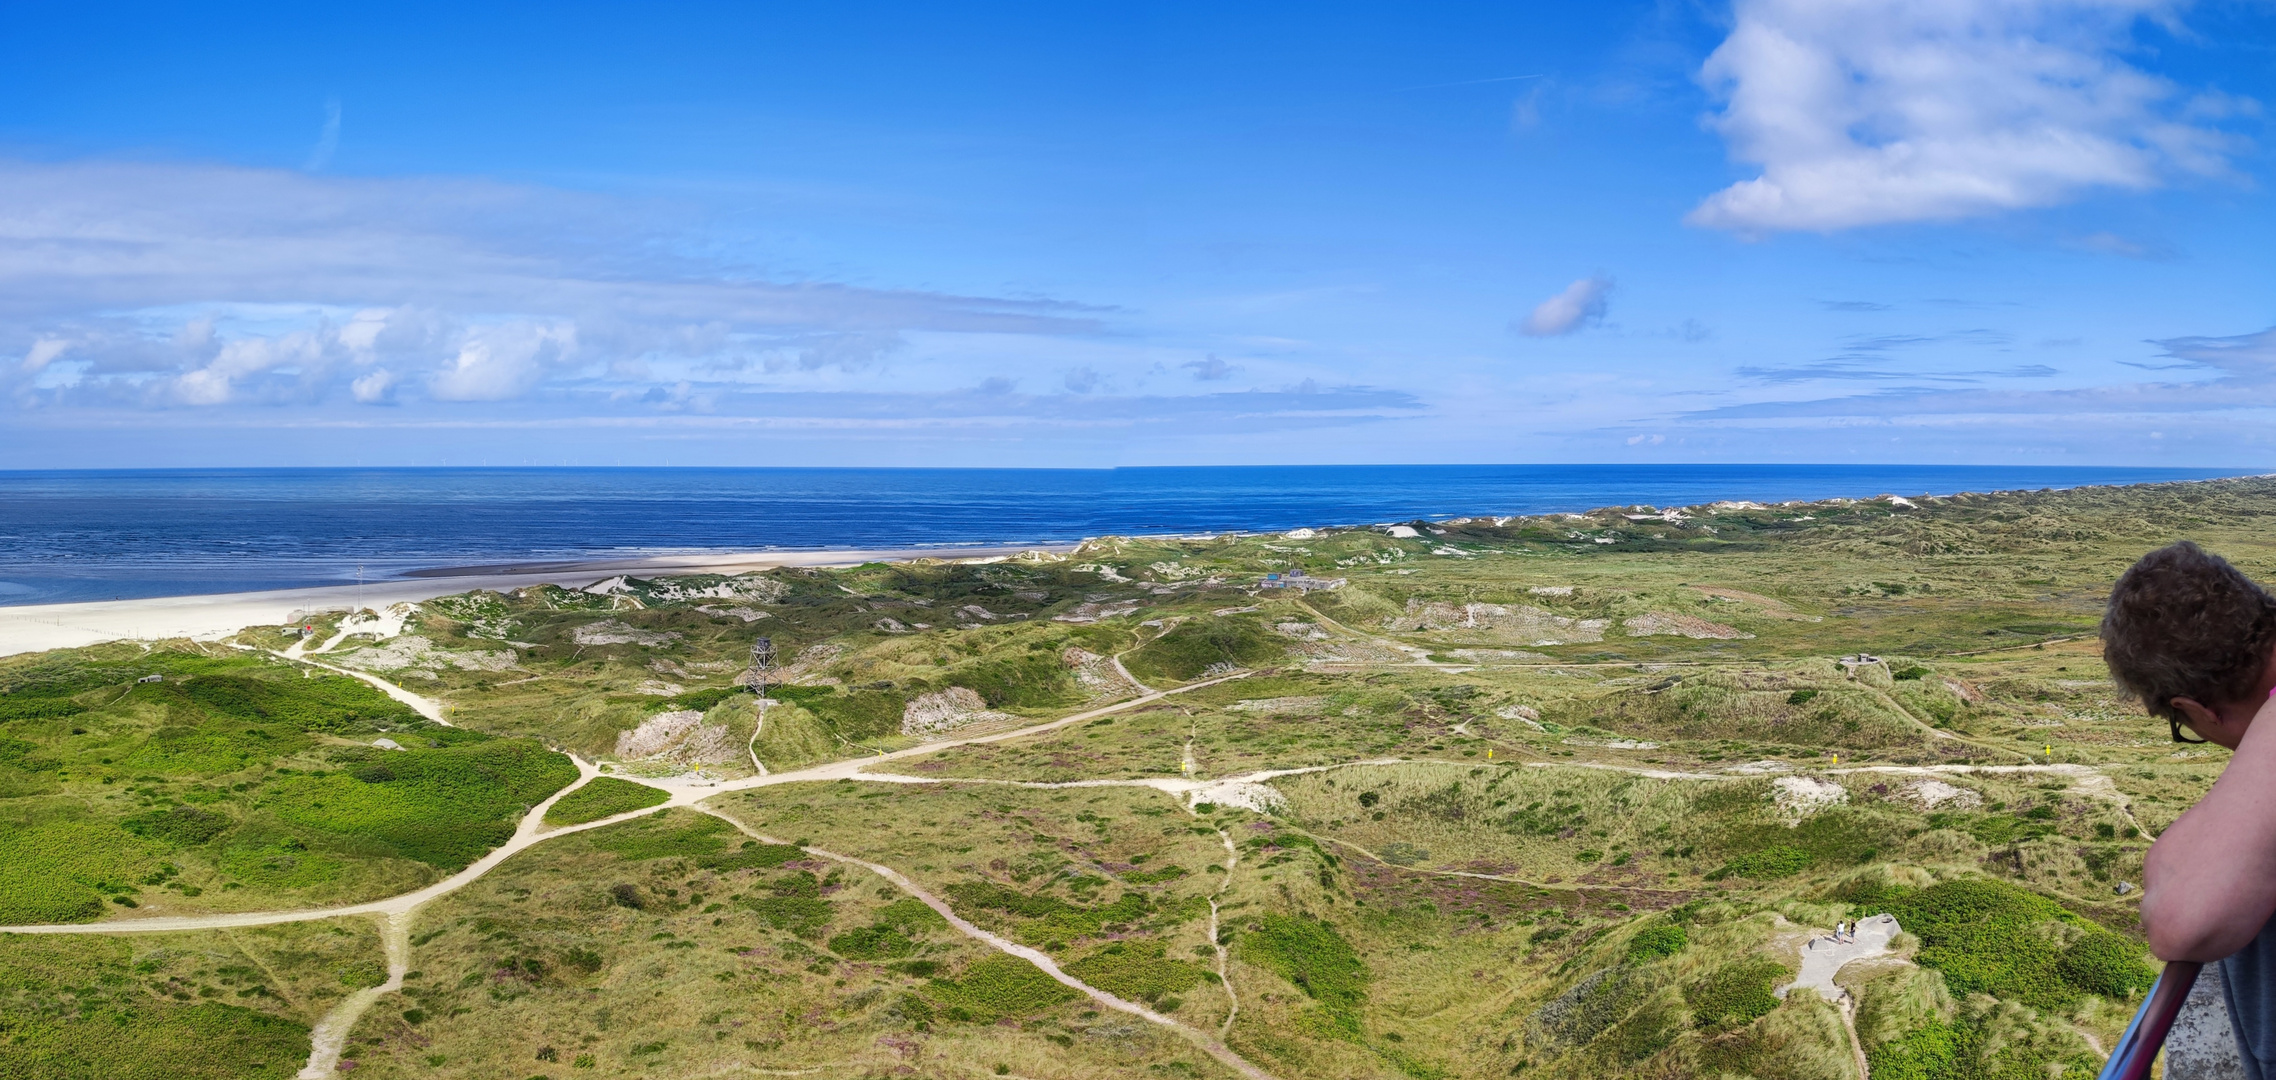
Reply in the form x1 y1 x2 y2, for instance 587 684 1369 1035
1735 360 2058 384
304 99 341 172
1516 276 1613 337
1183 355 1234 381
0 159 1106 411
1691 324 2276 420
1689 0 2249 232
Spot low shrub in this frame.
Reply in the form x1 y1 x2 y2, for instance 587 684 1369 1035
1886 878 2154 1009
1627 924 1688 961
586 812 807 871
1236 913 1366 1009
122 805 233 846
1708 844 1810 881
1124 618 1280 683
923 955 1079 1022
0 1001 308 1079
1065 941 1206 1004
0 811 166 922
259 737 577 869
829 924 918 960
745 871 834 937
946 881 1157 945
1685 956 1785 1032
544 777 668 826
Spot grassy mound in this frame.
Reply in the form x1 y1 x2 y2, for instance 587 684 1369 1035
544 776 668 825
257 736 577 870
1884 878 2155 1010
922 954 1080 1023
1125 617 1281 683
1065 940 1207 1006
1 1001 309 1079
0 809 167 923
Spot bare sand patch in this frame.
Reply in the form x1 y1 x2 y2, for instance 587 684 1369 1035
1384 599 1608 644
615 709 739 764
1622 612 1753 640
901 687 1012 739
571 619 683 647
1772 775 1849 823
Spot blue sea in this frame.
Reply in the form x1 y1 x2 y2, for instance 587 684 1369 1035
0 465 2257 606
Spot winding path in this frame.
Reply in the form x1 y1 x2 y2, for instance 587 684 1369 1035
0 666 1274 1078
2 647 2153 1079
692 806 1274 1080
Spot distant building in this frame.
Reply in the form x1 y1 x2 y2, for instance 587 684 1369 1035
1259 568 1346 592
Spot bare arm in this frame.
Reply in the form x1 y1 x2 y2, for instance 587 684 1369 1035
2143 699 2276 961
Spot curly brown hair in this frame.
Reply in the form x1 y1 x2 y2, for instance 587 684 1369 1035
2102 540 2276 722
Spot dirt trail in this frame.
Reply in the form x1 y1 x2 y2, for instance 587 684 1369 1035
692 805 1276 1080
297 911 409 1078
251 645 451 725
747 695 771 776
0 648 2151 1077
1205 825 1242 1037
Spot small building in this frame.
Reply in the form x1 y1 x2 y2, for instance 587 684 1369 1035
1259 568 1347 592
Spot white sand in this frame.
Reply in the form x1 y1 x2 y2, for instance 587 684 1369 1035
0 543 1074 658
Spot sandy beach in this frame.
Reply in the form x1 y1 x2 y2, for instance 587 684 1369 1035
0 543 1074 658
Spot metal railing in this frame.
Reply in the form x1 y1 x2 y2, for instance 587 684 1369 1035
2097 960 2204 1080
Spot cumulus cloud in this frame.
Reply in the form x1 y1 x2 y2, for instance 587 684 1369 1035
429 322 577 402
1063 366 1103 393
1690 0 2247 232
1517 276 1613 337
350 368 396 404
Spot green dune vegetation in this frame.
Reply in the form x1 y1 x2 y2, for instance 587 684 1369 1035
12 476 2276 1077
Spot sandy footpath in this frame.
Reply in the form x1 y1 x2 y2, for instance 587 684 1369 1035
0 543 1074 657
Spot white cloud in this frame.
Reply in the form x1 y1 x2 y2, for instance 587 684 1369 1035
1689 0 2244 232
1518 276 1613 337
429 322 577 402
20 337 69 373
0 159 1103 411
169 330 326 405
350 368 396 404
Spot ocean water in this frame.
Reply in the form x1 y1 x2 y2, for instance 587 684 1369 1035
0 464 2255 606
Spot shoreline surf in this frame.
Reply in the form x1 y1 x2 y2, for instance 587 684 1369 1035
3 463 2255 607
0 542 1074 657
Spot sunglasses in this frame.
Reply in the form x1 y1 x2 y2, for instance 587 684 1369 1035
2170 715 2209 744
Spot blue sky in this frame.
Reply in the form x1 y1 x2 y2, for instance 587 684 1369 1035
0 0 2272 468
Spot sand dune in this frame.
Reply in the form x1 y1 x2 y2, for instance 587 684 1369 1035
0 543 1073 657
